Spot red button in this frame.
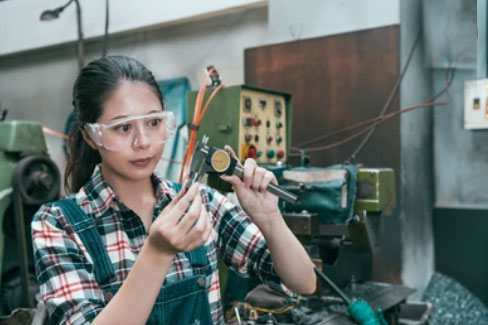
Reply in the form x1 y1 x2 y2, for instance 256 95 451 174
248 146 257 159
277 150 285 159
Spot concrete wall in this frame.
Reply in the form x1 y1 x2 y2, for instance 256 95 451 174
0 0 266 56
399 0 435 299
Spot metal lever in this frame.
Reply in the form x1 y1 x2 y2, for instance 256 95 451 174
233 165 299 204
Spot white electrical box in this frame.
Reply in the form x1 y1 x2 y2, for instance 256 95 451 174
464 79 488 129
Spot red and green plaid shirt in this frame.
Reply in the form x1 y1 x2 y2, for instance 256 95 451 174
32 165 288 324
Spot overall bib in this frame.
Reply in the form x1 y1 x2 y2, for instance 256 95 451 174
55 198 214 325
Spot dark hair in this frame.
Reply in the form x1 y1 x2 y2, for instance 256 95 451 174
65 56 164 193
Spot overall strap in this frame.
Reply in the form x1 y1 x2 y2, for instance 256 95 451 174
188 246 208 267
55 199 116 285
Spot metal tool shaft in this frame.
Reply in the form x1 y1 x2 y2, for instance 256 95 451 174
314 265 351 305
234 166 298 204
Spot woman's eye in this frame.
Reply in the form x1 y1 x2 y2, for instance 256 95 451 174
149 119 162 127
115 124 131 132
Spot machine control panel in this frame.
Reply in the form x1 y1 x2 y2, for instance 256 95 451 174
239 89 288 164
187 85 291 167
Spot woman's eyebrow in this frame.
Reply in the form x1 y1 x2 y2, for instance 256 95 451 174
110 110 162 121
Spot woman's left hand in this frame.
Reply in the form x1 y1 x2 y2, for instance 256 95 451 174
220 145 281 231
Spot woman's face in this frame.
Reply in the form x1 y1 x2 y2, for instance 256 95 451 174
90 81 165 182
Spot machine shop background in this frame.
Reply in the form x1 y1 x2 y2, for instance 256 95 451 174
0 0 486 324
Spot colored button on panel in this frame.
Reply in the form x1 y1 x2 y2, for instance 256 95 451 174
248 146 257 159
267 150 275 159
243 117 255 127
277 150 285 159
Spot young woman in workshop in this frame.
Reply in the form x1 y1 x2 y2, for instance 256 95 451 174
31 55 316 324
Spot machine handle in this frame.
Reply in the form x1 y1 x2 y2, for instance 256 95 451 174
234 166 299 204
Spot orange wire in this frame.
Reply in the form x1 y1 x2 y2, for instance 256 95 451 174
42 126 69 140
179 68 223 183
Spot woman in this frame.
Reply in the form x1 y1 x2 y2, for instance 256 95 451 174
32 56 316 324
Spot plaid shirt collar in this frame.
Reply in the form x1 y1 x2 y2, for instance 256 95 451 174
82 164 174 218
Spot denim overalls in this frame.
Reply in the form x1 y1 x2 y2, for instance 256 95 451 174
55 198 214 325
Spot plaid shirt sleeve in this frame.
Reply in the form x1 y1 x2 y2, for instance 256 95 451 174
203 187 291 294
32 204 105 325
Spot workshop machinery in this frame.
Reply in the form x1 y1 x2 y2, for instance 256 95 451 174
0 117 60 315
186 85 416 324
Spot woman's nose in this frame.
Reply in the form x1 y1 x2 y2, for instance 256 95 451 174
132 127 151 149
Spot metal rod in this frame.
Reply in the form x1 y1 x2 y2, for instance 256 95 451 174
313 265 351 305
234 166 299 204
74 0 84 70
12 190 33 307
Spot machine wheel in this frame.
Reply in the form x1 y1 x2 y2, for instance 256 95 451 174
12 154 61 206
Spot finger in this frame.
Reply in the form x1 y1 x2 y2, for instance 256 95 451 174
259 171 275 193
252 167 266 191
178 192 202 233
224 145 237 159
187 205 208 240
243 158 256 188
163 181 189 210
224 146 244 168
167 183 199 223
186 211 212 251
220 174 244 190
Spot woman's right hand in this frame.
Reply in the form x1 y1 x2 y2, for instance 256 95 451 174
147 183 212 256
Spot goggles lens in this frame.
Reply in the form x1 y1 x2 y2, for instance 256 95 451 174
85 111 176 151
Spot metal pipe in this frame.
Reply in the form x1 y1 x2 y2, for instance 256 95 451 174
234 165 299 204
313 265 351 305
12 190 33 307
74 0 84 70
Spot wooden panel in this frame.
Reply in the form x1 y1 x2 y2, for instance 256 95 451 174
245 25 402 283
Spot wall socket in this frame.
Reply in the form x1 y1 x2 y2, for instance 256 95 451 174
464 79 488 129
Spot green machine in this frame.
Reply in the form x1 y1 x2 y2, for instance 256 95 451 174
0 118 60 313
187 85 292 165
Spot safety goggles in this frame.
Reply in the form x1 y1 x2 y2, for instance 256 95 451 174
84 111 176 152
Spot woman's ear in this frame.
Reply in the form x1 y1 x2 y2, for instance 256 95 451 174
81 129 98 150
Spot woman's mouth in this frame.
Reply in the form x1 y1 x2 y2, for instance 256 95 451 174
130 157 153 168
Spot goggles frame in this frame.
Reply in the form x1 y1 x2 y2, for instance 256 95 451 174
84 111 176 151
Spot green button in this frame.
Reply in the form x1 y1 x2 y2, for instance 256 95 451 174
267 150 275 158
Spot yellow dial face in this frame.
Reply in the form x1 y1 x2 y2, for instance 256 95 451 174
211 150 231 172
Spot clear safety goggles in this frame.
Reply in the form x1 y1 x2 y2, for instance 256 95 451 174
84 111 176 152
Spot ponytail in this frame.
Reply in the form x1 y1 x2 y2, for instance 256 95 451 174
64 121 101 193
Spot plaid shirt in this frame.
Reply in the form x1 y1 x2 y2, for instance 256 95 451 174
32 165 287 324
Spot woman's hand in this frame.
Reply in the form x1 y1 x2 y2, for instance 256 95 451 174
147 183 212 256
220 146 281 231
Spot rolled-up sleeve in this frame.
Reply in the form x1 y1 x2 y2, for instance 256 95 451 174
32 204 105 324
203 187 290 293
